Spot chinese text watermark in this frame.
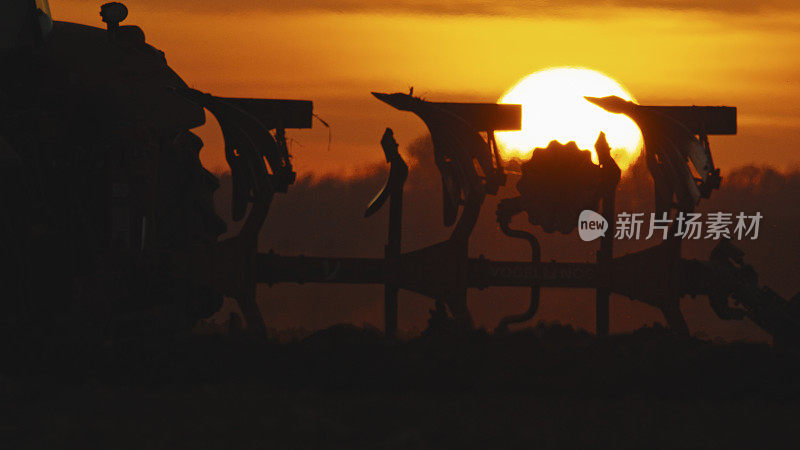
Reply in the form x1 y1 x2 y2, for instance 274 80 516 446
578 210 762 242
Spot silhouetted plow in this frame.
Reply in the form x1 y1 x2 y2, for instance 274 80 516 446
191 89 799 346
5 3 796 350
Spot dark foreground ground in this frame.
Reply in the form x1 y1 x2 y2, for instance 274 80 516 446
4 323 800 449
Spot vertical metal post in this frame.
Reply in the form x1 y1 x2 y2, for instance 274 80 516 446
373 128 407 339
596 202 613 337
595 133 620 337
384 176 402 339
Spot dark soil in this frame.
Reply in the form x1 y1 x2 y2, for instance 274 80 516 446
4 323 800 449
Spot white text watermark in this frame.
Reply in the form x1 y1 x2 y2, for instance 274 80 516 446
578 210 762 242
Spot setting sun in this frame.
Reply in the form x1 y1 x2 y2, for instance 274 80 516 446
496 67 643 170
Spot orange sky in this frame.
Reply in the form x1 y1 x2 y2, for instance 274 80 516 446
52 0 800 176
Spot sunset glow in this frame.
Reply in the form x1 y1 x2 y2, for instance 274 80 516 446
496 67 643 170
49 1 800 175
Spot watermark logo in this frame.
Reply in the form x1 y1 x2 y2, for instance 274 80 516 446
578 209 608 242
576 210 763 241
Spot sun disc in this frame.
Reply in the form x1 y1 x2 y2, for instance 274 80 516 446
496 67 643 171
